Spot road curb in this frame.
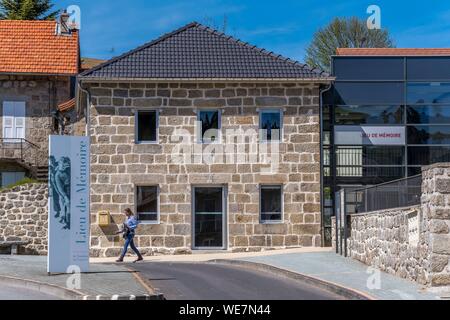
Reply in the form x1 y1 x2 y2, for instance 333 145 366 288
209 259 376 301
0 275 84 300
81 294 164 300
125 266 166 300
0 275 164 301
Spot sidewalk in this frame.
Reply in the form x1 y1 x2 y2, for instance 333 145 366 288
90 247 332 264
0 256 158 300
236 251 441 300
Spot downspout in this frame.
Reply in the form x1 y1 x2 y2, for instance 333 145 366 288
319 82 333 247
77 79 91 138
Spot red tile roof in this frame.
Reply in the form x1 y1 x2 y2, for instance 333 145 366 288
81 58 106 71
58 97 75 112
0 20 79 75
336 48 450 56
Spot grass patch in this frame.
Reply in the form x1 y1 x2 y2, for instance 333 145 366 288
0 177 39 192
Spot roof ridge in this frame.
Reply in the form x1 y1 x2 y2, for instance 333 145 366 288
196 23 327 76
0 19 56 23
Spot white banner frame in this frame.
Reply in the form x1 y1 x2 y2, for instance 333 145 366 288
47 136 90 274
334 126 406 146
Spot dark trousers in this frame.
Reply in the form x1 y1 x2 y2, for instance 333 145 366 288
120 233 142 259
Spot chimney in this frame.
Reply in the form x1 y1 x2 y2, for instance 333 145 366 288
56 10 71 36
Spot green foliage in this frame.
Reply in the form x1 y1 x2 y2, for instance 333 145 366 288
0 0 58 20
0 177 39 192
305 17 395 73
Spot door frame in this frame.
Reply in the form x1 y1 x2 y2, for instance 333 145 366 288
191 185 228 250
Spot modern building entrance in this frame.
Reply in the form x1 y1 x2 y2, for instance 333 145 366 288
192 186 227 250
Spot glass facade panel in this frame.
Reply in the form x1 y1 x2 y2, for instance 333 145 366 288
408 146 450 165
336 166 404 178
407 82 450 104
335 105 404 125
407 125 450 145
407 57 450 81
407 105 450 124
334 82 404 105
336 146 404 166
333 57 404 81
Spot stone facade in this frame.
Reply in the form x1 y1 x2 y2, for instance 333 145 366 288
86 81 322 257
335 163 450 288
0 183 48 255
0 75 72 168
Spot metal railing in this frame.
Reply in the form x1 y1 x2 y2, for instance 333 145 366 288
0 138 41 167
346 174 422 214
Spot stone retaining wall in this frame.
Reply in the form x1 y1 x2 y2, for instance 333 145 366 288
336 163 450 288
347 205 429 284
0 183 48 255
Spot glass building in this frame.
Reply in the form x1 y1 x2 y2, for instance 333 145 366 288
322 49 450 245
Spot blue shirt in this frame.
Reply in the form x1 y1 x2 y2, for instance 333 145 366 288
126 216 139 232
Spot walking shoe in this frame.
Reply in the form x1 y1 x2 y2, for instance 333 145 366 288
133 257 144 263
116 259 124 263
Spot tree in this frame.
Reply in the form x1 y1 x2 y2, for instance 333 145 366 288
0 0 58 20
305 17 395 73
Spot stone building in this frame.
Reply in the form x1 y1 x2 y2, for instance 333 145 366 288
79 22 333 257
0 20 80 187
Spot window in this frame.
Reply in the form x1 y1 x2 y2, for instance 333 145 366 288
136 110 158 143
260 185 283 223
2 101 25 141
260 109 282 142
335 105 404 125
198 110 221 143
136 186 159 223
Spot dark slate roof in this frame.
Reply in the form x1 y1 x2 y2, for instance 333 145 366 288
80 22 331 80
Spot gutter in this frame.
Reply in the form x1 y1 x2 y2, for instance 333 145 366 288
77 77 336 84
319 82 333 247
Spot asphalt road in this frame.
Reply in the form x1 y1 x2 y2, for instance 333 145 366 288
130 262 345 300
0 284 62 300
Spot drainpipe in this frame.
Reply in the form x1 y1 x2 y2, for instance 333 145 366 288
319 82 333 247
77 79 91 138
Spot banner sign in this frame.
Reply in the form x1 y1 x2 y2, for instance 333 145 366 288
334 126 406 146
48 136 90 273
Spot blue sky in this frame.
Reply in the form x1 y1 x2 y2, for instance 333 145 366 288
58 0 450 62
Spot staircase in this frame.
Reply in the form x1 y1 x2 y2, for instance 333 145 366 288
35 166 49 183
1 138 48 183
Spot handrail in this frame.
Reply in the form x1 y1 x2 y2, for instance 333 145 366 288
350 174 422 193
346 174 423 214
0 138 42 169
0 138 40 149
